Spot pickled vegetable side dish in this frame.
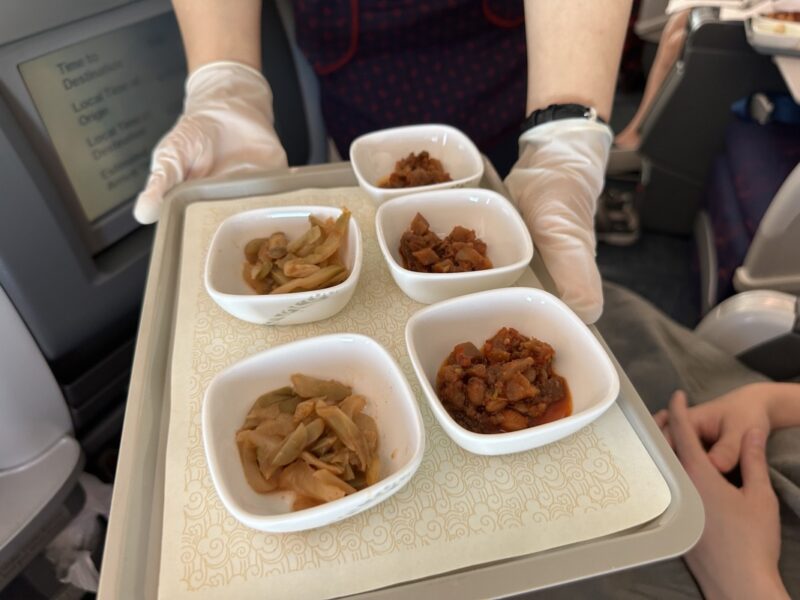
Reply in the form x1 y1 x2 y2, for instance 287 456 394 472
243 209 351 294
236 374 380 510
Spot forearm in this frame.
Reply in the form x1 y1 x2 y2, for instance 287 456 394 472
523 0 633 121
173 0 262 73
764 382 800 430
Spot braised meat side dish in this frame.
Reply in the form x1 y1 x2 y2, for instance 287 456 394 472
768 12 800 22
378 151 452 188
399 212 492 273
436 327 571 434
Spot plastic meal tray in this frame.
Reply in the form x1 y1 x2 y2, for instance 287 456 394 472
98 160 704 599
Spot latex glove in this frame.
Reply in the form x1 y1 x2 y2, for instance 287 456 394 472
133 61 288 224
505 119 611 324
665 391 788 600
654 383 773 473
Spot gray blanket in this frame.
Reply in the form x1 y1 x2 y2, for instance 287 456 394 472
523 282 800 599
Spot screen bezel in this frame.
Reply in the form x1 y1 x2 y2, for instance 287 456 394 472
0 0 181 255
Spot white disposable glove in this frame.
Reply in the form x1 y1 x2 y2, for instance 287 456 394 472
133 61 288 224
505 119 612 324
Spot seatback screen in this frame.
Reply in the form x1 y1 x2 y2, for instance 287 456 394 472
18 14 185 222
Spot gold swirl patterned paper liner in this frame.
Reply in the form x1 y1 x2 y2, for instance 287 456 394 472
159 188 671 600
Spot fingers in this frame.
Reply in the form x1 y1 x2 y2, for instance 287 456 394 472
740 429 773 496
653 410 674 448
660 423 674 449
504 122 610 324
134 169 179 224
668 391 715 478
524 207 604 323
540 244 604 324
133 119 205 224
707 429 743 474
657 395 738 471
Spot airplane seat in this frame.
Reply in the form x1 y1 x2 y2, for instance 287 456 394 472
692 99 800 382
694 290 800 381
0 2 325 592
637 8 787 235
694 103 800 314
634 0 671 44
0 286 84 589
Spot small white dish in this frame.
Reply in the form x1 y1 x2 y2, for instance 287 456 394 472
375 188 534 304
202 333 426 533
749 15 800 55
753 14 800 38
204 205 362 325
405 287 619 456
349 124 484 205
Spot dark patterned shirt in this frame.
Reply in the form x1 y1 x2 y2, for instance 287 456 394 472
295 0 527 162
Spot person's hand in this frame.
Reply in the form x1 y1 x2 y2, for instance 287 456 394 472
653 383 772 473
666 391 788 600
504 119 611 324
133 61 288 224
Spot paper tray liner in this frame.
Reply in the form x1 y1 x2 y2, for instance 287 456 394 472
159 188 671 599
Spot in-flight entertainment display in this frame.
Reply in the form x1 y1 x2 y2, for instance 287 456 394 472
19 14 186 222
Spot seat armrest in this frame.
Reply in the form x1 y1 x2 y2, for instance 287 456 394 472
695 290 798 355
695 290 800 380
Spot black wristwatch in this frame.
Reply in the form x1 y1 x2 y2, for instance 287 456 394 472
521 103 606 132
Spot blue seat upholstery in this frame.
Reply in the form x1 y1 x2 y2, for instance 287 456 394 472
725 119 800 237
704 117 800 305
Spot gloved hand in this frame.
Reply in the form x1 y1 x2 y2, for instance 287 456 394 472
505 119 612 324
133 61 288 224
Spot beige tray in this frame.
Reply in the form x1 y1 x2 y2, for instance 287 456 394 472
99 161 703 600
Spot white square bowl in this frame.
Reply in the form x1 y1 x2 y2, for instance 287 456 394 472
204 206 362 325
202 333 426 533
405 287 619 456
750 15 800 54
349 124 484 205
375 188 534 304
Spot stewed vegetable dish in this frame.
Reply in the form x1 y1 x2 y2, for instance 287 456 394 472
242 209 351 295
236 374 380 510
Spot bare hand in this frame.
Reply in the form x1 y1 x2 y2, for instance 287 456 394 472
653 383 771 473
666 391 787 600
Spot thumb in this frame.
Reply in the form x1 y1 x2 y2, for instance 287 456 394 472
707 427 744 473
740 428 772 494
532 212 604 323
133 168 180 224
133 119 207 224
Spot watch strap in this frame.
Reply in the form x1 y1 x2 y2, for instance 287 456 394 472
521 103 606 133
